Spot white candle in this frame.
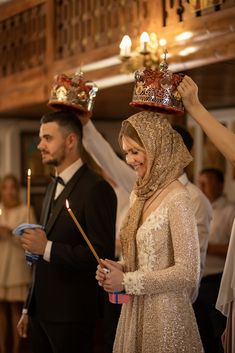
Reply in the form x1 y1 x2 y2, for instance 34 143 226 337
27 169 31 223
65 200 103 267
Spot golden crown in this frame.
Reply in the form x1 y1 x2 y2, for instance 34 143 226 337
48 71 98 114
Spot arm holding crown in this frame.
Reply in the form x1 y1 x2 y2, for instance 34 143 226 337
81 115 136 194
178 76 235 165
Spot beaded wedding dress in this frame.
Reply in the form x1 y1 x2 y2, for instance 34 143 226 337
113 189 204 353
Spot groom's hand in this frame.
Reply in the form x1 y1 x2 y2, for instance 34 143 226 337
21 228 47 255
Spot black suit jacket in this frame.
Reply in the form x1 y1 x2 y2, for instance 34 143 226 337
27 164 117 322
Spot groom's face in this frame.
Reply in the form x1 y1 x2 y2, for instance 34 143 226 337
37 122 67 167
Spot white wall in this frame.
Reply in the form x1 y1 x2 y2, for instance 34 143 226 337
0 108 235 201
188 108 235 201
94 120 122 154
0 118 40 202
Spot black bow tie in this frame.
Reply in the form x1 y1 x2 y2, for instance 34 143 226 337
50 174 66 186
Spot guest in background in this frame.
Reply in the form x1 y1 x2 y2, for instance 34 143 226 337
0 174 36 353
193 168 235 352
178 75 235 352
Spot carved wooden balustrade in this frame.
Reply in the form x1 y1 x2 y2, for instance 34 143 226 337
0 0 234 112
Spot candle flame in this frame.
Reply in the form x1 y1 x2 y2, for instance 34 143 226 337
65 199 69 209
27 168 31 177
0 209 2 216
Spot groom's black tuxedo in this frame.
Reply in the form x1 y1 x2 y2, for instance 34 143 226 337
26 163 117 352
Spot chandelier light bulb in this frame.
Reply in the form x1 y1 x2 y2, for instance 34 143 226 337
159 38 167 47
119 35 132 57
118 31 169 72
140 32 150 53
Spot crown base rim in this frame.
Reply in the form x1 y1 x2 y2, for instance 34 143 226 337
48 100 89 114
129 101 184 115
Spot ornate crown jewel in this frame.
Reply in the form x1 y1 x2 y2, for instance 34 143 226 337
129 53 184 115
48 70 98 114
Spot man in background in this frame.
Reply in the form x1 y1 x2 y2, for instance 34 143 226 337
194 168 235 353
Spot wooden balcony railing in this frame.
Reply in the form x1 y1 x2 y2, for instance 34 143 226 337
0 0 234 112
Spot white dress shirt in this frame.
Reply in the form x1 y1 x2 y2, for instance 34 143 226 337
43 158 83 262
178 173 212 302
204 195 235 276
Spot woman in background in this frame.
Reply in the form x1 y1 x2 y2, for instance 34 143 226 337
0 174 36 353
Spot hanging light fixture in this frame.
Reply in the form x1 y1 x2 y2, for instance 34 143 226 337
119 31 167 73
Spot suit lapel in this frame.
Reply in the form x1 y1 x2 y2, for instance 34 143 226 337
40 181 56 227
45 164 87 236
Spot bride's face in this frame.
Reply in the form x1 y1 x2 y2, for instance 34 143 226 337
122 135 148 178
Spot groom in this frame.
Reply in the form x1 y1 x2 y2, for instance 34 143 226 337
17 110 117 353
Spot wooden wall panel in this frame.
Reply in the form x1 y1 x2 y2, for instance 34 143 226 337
54 0 152 60
0 2 46 78
0 0 235 113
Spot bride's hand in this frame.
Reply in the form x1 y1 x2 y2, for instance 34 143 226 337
104 259 124 271
96 262 108 286
99 259 124 293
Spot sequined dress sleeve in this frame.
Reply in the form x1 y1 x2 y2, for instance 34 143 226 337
123 189 200 295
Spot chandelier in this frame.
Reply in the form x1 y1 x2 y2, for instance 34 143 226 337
119 32 167 73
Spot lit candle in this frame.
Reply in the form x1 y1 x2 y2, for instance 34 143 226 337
140 31 150 53
119 35 132 57
65 200 103 267
27 169 31 223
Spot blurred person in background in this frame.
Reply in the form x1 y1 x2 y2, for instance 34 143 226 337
194 168 235 353
0 174 36 353
171 74 235 352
